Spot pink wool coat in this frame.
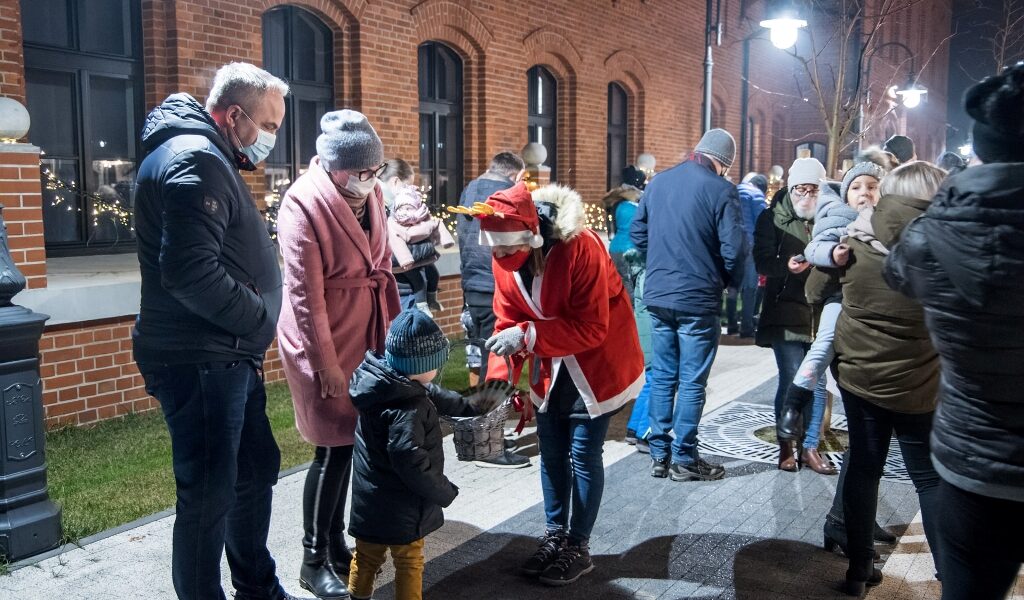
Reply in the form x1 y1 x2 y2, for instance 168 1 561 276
276 157 401 447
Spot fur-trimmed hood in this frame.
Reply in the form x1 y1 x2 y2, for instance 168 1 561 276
532 184 587 242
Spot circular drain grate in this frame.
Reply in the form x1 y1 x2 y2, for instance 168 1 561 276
697 402 911 484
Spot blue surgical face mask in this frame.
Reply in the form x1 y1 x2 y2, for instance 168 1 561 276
233 109 276 165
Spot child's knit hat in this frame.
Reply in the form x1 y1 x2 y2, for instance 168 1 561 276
385 308 450 376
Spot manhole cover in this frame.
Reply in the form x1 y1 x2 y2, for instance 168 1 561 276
698 402 911 483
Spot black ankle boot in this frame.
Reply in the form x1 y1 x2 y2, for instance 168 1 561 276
873 522 897 544
842 558 883 596
299 547 350 600
328 535 354 578
777 385 814 441
824 515 880 559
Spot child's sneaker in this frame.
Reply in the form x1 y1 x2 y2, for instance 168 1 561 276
427 292 444 313
414 301 433 319
539 542 594 586
521 531 566 575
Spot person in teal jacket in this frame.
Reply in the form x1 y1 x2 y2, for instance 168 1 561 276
603 165 647 302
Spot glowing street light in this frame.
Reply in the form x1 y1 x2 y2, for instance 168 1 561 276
895 79 927 108
760 16 807 49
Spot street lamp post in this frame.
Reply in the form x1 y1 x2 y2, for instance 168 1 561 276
859 41 927 146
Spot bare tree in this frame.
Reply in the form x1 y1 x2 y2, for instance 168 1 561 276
986 0 1024 72
777 0 949 174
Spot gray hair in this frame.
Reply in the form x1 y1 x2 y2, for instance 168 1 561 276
205 62 289 114
879 161 947 200
489 152 525 178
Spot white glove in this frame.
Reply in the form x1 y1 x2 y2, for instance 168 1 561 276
485 326 526 357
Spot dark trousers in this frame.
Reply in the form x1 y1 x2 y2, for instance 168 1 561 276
462 291 497 380
839 386 940 567
302 445 354 550
405 264 441 300
138 360 285 600
937 479 1024 600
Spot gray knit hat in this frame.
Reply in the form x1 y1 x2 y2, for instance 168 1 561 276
385 308 450 376
316 110 384 172
787 157 827 189
839 161 886 204
695 128 736 168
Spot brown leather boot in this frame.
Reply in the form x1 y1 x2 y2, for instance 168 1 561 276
801 448 838 475
778 441 798 472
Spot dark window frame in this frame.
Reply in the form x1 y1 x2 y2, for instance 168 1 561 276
607 82 629 190
22 0 143 255
262 5 335 194
527 65 557 181
418 41 464 210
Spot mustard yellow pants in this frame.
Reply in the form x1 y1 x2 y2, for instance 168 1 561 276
348 537 425 600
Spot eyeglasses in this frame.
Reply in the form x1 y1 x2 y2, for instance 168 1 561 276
791 185 820 198
353 162 388 182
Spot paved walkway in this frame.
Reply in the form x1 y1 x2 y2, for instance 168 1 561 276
3 343 1021 599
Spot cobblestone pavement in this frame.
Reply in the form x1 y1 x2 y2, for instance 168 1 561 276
3 344 1021 599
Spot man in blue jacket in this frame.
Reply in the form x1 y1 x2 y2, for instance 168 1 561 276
630 128 746 482
133 63 301 600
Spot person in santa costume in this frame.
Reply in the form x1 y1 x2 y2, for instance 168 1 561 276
465 181 645 586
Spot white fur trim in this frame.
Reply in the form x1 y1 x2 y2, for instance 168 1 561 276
531 184 586 241
479 229 538 247
524 321 537 352
530 356 646 418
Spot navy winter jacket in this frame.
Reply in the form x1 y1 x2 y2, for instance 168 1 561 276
630 160 746 315
132 94 282 364
456 174 516 295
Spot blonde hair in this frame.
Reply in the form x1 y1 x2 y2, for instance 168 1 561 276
879 161 947 200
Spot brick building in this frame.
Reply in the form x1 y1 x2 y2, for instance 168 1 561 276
0 0 951 428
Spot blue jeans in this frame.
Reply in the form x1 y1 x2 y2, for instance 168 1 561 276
138 360 285 600
625 375 651 439
647 309 720 465
771 341 828 450
535 408 611 545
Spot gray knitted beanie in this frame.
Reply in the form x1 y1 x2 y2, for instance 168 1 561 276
695 128 736 168
839 161 886 204
316 110 384 172
385 308 450 376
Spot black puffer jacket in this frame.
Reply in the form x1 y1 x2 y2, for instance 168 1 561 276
348 352 476 545
133 94 282 364
456 174 516 294
885 164 1024 501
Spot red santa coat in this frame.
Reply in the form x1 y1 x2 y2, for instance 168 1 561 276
486 184 645 416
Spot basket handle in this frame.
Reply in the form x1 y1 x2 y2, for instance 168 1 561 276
456 337 533 433
456 337 515 387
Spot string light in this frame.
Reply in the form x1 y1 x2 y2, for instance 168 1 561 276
584 201 608 232
40 162 132 231
261 177 291 240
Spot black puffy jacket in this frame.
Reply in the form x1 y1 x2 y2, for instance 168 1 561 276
133 94 282 364
456 174 516 294
885 164 1024 501
348 352 476 545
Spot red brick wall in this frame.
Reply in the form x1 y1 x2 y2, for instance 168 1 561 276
0 0 24 104
0 147 45 288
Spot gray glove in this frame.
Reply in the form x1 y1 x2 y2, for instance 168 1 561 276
485 326 526 356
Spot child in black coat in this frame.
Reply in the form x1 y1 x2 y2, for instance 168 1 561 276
346 308 477 600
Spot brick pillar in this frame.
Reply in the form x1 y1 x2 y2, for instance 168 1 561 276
0 143 45 288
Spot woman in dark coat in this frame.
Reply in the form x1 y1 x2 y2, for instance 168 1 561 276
831 161 948 596
884 63 1024 600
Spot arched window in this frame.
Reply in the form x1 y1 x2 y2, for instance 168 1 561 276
22 0 143 253
527 66 557 181
795 141 827 164
418 42 463 208
607 82 629 189
262 6 334 197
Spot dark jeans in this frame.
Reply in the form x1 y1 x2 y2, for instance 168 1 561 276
535 384 612 545
839 386 940 567
405 264 441 299
725 254 757 336
138 360 285 600
937 479 1024 600
770 340 827 449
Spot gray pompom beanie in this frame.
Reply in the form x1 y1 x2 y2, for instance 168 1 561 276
839 161 886 204
385 308 450 376
695 128 737 168
316 110 384 172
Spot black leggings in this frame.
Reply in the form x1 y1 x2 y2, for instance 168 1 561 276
406 265 440 299
302 445 354 549
839 387 940 566
937 479 1024 600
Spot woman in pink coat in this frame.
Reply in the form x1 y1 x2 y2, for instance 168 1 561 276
276 110 400 599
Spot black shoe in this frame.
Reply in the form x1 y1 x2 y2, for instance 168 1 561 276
824 515 880 560
651 457 669 478
635 439 651 454
328 537 354 579
625 428 638 445
669 458 725 481
777 385 814 441
521 531 566 576
873 522 897 544
503 437 518 450
427 292 444 313
474 450 530 468
842 561 882 596
299 547 350 600
538 543 594 586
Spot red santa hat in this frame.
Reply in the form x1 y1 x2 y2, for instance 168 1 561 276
477 182 544 248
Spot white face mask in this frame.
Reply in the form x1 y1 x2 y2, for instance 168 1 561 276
343 176 378 198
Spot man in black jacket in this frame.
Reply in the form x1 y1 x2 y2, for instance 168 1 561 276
133 63 299 600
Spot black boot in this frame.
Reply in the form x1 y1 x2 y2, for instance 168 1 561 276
300 546 350 600
842 558 882 597
824 514 880 559
427 291 444 312
777 384 814 441
326 446 355 577
873 522 897 544
328 535 354 579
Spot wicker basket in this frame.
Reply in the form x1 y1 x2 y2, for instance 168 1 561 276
441 342 517 462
